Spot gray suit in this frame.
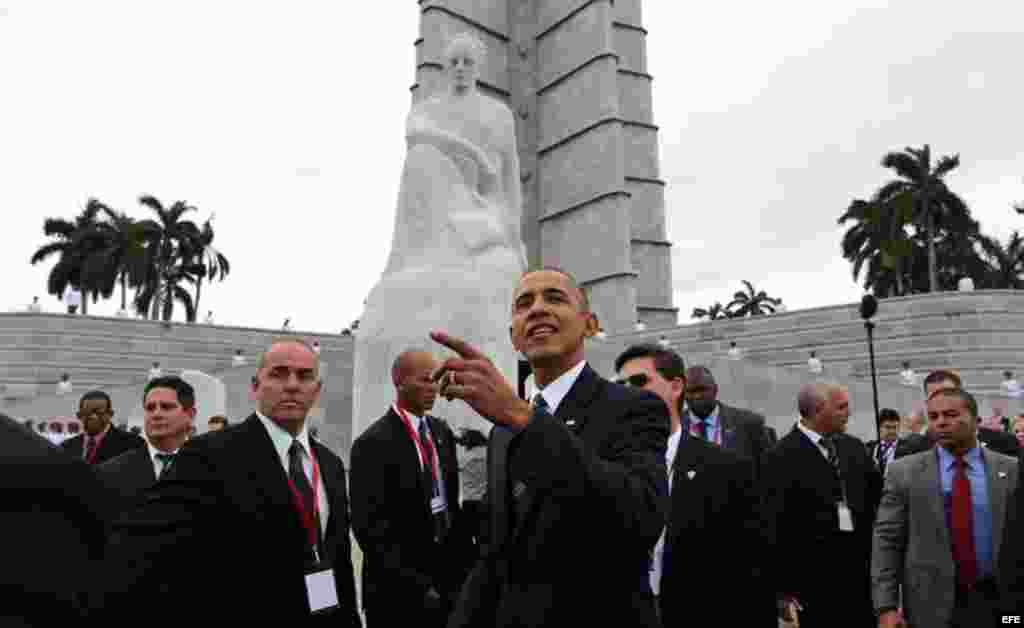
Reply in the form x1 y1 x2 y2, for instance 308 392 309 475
871 446 1018 627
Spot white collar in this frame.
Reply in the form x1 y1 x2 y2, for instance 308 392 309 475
256 411 313 462
796 420 827 448
146 439 180 463
535 360 587 415
393 403 426 431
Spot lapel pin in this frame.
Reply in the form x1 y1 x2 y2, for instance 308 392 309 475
686 470 696 480
513 481 527 498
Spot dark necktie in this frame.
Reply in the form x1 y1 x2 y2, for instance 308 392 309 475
288 440 322 560
821 435 845 503
418 418 448 541
951 456 977 589
84 437 99 464
693 417 708 440
155 452 176 479
532 393 549 414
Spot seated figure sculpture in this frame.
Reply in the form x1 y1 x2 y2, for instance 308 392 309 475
353 33 526 500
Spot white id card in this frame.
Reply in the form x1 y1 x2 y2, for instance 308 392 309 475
838 502 855 531
305 568 339 613
431 496 446 515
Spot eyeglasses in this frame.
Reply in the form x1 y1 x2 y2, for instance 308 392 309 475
616 373 650 388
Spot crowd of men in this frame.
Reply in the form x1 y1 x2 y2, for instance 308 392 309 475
4 267 1024 627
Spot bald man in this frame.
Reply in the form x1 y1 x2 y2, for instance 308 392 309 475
350 350 471 628
761 382 882 628
682 366 773 472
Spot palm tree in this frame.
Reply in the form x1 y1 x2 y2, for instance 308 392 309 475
873 145 970 292
979 231 1024 289
727 280 782 317
134 195 203 320
838 198 915 297
29 200 107 314
133 260 202 322
691 302 730 321
188 219 231 322
86 203 153 311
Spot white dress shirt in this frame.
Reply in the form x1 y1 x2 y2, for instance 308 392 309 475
533 359 587 415
650 427 682 595
146 440 180 479
796 420 830 461
256 412 329 537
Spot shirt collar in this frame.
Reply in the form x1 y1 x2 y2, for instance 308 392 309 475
688 403 720 426
937 443 983 470
797 420 826 447
535 360 587 415
88 423 112 443
393 403 426 432
256 411 312 463
145 439 180 464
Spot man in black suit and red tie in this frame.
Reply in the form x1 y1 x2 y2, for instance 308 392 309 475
440 267 669 628
350 349 471 627
614 344 773 626
101 339 360 627
61 390 145 465
762 382 882 628
98 376 196 517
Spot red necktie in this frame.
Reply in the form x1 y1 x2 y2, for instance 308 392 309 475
85 437 99 464
951 456 977 589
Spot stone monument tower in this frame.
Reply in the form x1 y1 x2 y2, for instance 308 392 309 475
413 0 676 333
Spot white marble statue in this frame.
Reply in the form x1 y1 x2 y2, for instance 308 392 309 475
352 33 526 499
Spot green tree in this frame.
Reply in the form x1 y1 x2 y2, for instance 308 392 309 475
188 218 231 322
29 199 107 314
691 302 730 321
873 145 970 292
979 231 1024 289
86 203 154 311
727 280 783 317
133 196 203 321
838 198 915 297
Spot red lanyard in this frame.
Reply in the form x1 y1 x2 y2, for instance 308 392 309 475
286 441 321 553
394 404 437 483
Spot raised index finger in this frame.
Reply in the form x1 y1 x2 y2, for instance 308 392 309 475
430 330 485 361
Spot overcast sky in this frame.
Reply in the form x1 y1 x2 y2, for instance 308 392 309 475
1 1 1021 332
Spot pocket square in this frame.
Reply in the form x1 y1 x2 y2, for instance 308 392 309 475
513 481 527 499
686 470 696 480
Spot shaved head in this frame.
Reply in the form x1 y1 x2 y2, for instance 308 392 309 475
392 350 435 388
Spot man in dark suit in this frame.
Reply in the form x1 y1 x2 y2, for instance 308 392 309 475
614 344 772 625
896 370 1020 459
438 267 669 628
61 390 145 464
682 365 773 472
350 349 470 627
101 339 360 627
1000 451 1024 615
865 408 902 476
0 412 110 626
98 376 196 516
762 382 882 628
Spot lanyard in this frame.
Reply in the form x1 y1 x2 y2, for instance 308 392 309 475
394 404 437 483
286 443 322 557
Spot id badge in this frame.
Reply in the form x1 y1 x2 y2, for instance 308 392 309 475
305 568 339 613
837 502 855 531
431 496 446 515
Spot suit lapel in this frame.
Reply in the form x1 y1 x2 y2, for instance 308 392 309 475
510 365 602 546
921 450 951 551
667 438 707 547
311 439 341 543
984 450 1011 561
718 404 736 450
239 414 309 553
390 408 432 514
134 448 157 488
489 426 514 550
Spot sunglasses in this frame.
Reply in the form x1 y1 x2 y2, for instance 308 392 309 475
616 374 650 388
